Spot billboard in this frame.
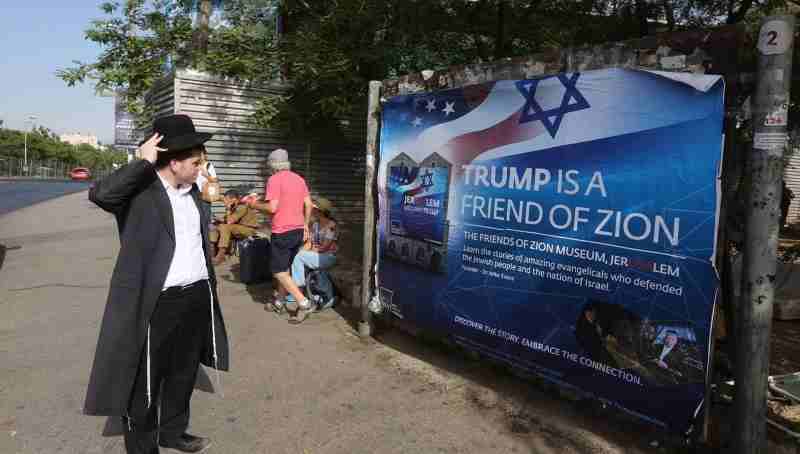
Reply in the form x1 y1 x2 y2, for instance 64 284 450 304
388 164 450 244
114 91 143 149
376 68 724 434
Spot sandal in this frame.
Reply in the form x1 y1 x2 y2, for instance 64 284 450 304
288 302 312 324
285 300 299 313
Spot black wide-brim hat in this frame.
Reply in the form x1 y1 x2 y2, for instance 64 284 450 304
139 114 212 152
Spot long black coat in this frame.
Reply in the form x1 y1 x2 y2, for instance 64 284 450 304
84 160 230 416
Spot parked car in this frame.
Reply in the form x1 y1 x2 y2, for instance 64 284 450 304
70 167 91 181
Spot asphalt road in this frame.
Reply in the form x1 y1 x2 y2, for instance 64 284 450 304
0 180 90 216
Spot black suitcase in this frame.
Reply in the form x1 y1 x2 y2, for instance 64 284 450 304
237 237 270 284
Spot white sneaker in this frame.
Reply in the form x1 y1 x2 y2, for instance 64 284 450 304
299 298 315 312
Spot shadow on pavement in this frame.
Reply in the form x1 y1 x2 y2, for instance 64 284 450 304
101 368 218 437
366 317 669 453
211 258 672 452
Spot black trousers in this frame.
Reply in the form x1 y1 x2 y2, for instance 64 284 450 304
124 281 211 454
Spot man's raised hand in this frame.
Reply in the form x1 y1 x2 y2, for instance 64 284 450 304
140 133 167 164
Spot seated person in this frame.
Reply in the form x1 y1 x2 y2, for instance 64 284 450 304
273 197 338 313
647 330 689 380
210 189 260 264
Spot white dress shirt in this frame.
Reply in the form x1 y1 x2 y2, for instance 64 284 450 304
157 173 209 289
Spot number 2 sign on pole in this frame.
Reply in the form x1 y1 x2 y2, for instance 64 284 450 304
758 20 791 55
735 13 795 454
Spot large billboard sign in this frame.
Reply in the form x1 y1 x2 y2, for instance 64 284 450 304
377 68 724 434
114 91 143 149
388 164 450 244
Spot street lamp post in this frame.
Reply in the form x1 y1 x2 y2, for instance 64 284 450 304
23 115 37 176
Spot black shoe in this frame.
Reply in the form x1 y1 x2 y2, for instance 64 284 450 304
159 433 212 453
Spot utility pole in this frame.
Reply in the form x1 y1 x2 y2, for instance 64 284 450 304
23 130 27 176
360 80 381 337
23 115 37 176
733 14 795 454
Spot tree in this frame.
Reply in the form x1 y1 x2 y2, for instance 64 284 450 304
58 1 196 126
0 126 126 169
60 0 789 139
189 0 225 54
253 0 590 136
59 0 276 127
193 0 213 54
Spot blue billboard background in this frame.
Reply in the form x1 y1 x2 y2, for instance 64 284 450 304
377 68 724 434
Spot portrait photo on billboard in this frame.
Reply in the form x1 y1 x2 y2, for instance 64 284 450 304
573 301 704 387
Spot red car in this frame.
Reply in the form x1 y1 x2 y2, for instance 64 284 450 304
70 167 91 181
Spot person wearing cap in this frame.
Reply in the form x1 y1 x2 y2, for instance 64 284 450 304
247 148 315 323
84 114 230 454
289 197 339 310
209 189 260 264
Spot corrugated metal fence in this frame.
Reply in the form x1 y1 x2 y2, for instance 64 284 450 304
143 69 367 255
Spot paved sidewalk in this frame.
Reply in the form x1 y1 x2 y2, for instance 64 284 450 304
3 190 788 454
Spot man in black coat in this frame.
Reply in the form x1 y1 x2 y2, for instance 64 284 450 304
84 115 229 454
647 330 689 383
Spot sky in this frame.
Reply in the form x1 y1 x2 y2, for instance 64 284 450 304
1 2 115 144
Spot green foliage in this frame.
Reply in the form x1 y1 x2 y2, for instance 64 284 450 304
248 0 792 137
0 128 127 169
248 0 576 137
57 0 196 127
195 19 277 79
60 0 794 140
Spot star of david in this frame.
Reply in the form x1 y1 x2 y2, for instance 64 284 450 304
420 171 435 188
516 73 590 138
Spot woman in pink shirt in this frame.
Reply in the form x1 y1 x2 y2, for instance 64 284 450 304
248 148 315 323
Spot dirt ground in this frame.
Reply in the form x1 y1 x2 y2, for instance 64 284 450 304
771 321 800 377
